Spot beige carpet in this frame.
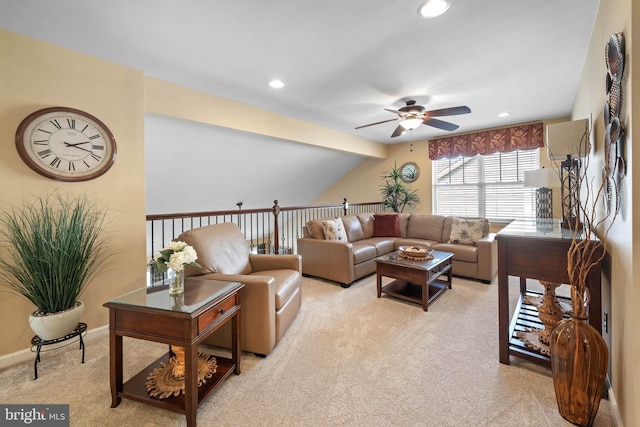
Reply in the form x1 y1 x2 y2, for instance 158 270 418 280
0 275 616 426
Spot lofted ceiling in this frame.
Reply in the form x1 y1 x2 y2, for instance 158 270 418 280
0 0 599 143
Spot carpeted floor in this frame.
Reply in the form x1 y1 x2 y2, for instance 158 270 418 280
0 275 616 426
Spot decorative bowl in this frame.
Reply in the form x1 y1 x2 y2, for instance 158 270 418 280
398 245 431 258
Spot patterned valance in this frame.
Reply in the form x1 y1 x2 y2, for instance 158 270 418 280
428 122 544 160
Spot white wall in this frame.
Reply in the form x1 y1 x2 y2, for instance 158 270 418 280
144 113 364 214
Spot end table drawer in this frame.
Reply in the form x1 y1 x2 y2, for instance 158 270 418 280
198 296 237 333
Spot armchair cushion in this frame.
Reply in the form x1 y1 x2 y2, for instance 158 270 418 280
179 223 252 275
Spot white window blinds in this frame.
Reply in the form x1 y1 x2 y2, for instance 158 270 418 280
433 149 539 221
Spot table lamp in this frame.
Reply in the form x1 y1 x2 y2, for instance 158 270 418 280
524 167 558 224
545 119 590 229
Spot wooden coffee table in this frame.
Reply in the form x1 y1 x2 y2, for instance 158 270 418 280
376 250 454 311
104 277 244 427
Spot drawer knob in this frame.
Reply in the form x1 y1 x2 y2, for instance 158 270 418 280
218 308 225 315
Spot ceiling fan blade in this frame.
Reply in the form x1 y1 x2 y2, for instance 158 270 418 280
384 108 400 115
423 118 460 131
391 125 406 137
355 118 398 130
426 106 471 117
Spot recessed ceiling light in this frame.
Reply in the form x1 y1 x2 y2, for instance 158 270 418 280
497 112 511 118
418 0 450 18
268 79 285 89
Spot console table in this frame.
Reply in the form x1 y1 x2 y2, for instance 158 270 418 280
104 277 244 427
496 219 602 366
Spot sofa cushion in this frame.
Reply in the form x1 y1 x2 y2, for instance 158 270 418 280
352 244 377 264
322 218 348 242
177 223 252 275
407 214 446 242
373 213 399 237
448 218 485 246
357 213 375 239
433 242 478 263
305 219 326 239
398 213 410 238
342 215 365 242
358 238 396 255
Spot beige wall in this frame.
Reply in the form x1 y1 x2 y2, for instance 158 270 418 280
314 140 433 212
0 29 147 355
572 0 638 425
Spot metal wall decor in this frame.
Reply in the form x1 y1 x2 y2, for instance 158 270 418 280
603 32 625 216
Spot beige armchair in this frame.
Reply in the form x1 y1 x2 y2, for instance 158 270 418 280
177 223 301 356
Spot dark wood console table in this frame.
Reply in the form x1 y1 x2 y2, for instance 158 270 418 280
104 277 244 427
497 219 602 366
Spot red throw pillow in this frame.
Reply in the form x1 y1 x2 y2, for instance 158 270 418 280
373 214 399 237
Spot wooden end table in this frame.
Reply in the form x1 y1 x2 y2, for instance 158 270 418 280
103 277 244 427
376 250 453 311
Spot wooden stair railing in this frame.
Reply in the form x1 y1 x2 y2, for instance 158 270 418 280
146 198 384 263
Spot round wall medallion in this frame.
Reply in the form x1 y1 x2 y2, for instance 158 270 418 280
399 162 420 183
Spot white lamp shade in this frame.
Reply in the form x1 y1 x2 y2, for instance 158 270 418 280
546 118 590 160
524 168 558 188
400 118 423 130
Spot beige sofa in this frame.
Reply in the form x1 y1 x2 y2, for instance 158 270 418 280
177 223 302 356
297 213 497 287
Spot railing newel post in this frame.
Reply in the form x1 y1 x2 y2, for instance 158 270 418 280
272 200 280 254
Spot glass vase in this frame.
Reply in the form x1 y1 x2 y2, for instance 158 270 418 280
550 287 608 427
168 269 185 296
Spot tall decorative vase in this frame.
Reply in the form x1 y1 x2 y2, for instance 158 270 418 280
168 269 185 296
550 287 608 427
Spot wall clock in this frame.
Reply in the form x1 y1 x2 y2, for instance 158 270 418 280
15 107 117 182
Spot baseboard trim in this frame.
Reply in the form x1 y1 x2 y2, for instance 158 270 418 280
606 376 624 427
0 325 108 371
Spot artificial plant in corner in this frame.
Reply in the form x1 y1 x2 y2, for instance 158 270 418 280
379 162 420 213
0 191 112 340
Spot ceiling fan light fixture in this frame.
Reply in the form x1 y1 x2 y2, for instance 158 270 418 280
268 79 285 89
400 118 423 130
418 0 450 18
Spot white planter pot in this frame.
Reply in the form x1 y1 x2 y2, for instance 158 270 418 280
28 301 84 341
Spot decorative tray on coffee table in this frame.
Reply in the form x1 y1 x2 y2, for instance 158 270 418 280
398 245 434 261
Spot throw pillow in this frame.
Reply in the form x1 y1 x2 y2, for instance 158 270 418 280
448 217 485 246
373 214 400 237
322 218 348 242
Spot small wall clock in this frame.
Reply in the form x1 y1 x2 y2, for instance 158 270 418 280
15 107 117 182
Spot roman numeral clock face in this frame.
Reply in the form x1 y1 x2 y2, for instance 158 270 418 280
16 107 117 181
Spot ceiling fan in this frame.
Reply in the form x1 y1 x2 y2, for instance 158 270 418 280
355 100 471 137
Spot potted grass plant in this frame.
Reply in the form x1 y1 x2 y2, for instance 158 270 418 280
0 192 111 340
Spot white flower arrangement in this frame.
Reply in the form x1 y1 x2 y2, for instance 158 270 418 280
153 241 201 273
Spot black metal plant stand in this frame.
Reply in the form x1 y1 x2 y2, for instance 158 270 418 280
30 322 87 379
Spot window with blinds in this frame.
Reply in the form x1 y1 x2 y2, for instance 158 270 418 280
433 149 539 221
